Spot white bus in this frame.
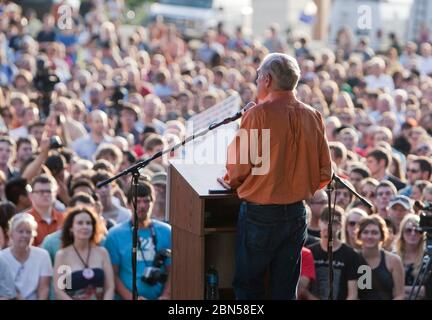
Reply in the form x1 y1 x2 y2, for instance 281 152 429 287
149 0 253 39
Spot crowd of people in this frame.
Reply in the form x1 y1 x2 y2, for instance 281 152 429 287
0 1 431 300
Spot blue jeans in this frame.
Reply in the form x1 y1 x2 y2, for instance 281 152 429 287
233 201 307 300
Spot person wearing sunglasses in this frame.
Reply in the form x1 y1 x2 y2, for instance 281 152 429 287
357 215 405 300
396 214 432 299
344 208 368 249
399 157 432 198
413 143 432 157
358 177 379 204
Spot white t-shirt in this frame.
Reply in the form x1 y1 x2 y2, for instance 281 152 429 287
364 74 395 92
9 126 28 140
0 247 53 300
419 56 432 77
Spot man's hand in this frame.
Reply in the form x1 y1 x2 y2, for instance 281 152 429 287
39 132 51 156
217 177 231 190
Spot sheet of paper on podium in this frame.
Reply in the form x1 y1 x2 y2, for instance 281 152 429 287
183 93 241 165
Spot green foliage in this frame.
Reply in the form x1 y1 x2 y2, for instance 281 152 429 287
123 0 154 25
125 0 154 9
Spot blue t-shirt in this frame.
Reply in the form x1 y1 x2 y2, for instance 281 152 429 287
55 33 77 48
104 219 171 300
41 230 62 264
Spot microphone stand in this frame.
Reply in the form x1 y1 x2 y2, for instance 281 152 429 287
326 174 373 300
96 102 254 300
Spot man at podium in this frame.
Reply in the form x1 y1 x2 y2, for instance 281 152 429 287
223 53 332 300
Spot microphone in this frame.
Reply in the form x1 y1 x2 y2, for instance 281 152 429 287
332 174 373 209
232 101 257 121
208 101 257 130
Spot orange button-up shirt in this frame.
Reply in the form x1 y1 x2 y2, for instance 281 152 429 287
224 91 332 204
28 207 64 246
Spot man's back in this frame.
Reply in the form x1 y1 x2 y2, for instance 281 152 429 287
226 91 332 204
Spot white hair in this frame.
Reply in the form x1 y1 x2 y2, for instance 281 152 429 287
9 213 38 238
259 53 301 91
393 89 408 101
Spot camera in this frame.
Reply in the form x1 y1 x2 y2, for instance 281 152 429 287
416 201 432 233
111 76 128 114
33 58 60 94
141 248 171 286
49 135 63 149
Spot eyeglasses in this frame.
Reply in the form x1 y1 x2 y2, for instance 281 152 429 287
409 132 421 138
415 146 430 154
377 191 393 197
364 192 376 198
407 168 420 173
404 227 422 235
347 221 357 227
32 189 53 195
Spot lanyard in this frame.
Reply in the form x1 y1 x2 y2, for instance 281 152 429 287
135 223 157 267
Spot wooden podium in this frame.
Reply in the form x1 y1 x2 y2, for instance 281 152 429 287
168 161 241 299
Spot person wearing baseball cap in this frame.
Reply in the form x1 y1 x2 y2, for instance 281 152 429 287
387 195 413 233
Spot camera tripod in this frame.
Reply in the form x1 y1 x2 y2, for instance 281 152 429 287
408 234 432 300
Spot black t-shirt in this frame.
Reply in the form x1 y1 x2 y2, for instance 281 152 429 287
309 242 360 300
305 234 320 248
307 228 321 238
36 30 56 43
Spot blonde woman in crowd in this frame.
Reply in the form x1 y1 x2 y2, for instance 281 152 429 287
396 214 432 299
0 213 52 299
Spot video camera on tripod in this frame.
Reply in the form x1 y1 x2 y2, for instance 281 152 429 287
415 201 432 234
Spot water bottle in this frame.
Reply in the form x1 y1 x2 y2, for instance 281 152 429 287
205 266 219 300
